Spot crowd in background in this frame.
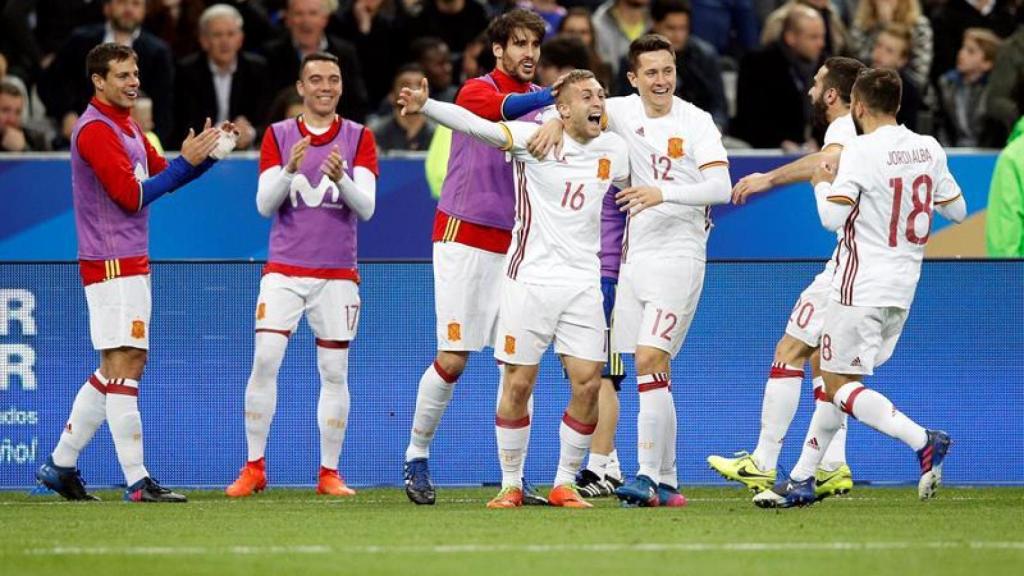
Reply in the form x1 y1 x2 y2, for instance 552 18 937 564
0 0 1022 154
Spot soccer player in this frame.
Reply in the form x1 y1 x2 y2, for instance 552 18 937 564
753 68 966 508
35 43 232 503
402 9 561 506
225 52 378 498
707 57 866 499
531 35 732 507
399 68 630 509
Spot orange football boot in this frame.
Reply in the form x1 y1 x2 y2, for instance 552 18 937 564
317 467 356 496
548 484 593 508
486 486 524 508
225 463 267 498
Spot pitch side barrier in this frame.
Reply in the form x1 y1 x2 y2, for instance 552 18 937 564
0 259 1020 489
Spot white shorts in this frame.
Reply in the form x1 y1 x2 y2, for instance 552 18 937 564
433 242 505 352
820 301 908 376
612 257 705 358
494 279 606 365
85 275 152 351
784 261 835 347
255 273 360 341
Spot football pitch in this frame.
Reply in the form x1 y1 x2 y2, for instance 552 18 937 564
1 487 1022 575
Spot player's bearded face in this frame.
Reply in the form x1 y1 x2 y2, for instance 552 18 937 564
496 29 541 83
629 51 675 109
811 89 830 131
96 59 140 109
298 62 343 117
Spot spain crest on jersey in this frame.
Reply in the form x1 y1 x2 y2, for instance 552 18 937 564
668 137 685 159
504 335 516 355
256 303 266 320
448 322 462 342
597 158 611 180
131 320 145 339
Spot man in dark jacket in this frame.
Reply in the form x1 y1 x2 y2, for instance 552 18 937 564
41 0 175 146
174 3 270 150
263 0 369 122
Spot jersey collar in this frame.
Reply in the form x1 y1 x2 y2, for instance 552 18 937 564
489 67 533 94
90 96 135 135
296 114 342 146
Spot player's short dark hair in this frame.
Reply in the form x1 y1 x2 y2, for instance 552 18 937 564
853 68 902 116
539 35 591 71
86 43 137 79
487 8 547 48
299 52 340 79
822 57 866 105
651 0 692 23
628 34 675 72
556 68 599 101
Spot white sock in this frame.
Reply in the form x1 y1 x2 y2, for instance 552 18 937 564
659 395 678 488
51 371 107 468
751 363 803 472
316 343 351 470
106 378 148 486
244 332 288 462
405 361 457 461
555 413 594 486
586 451 610 476
607 449 622 480
497 365 533 480
636 373 671 481
790 398 843 482
834 383 927 451
821 415 849 471
495 414 530 489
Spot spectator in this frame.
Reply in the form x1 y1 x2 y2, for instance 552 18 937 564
175 3 270 150
411 37 458 102
263 0 370 122
593 0 652 77
930 0 1019 84
143 0 205 59
557 7 614 89
0 80 50 151
331 0 400 111
690 0 760 58
733 3 825 148
459 32 496 84
520 0 568 38
870 23 923 130
0 0 106 86
983 24 1024 146
40 0 175 146
131 91 163 153
404 0 490 56
936 27 1002 145
850 0 933 90
266 86 305 124
762 0 849 58
370 64 436 151
986 116 1024 256
0 52 30 108
216 0 278 54
616 0 728 127
537 34 592 86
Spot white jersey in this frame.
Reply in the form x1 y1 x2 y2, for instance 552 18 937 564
825 125 962 308
604 94 728 262
501 121 630 287
823 113 857 149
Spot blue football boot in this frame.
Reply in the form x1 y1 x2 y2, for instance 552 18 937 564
403 458 436 505
35 456 99 501
917 430 951 500
615 474 659 507
753 469 816 509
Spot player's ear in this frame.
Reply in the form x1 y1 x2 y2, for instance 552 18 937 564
626 70 637 89
491 42 503 61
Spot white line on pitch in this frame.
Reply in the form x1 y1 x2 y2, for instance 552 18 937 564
22 541 1024 556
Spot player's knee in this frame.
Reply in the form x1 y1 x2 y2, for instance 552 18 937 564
317 357 349 390
634 348 669 375
435 351 468 380
502 376 533 407
773 336 811 366
572 376 602 404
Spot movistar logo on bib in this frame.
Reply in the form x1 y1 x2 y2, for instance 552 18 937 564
290 174 343 209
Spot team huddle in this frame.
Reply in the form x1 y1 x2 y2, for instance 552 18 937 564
35 9 965 509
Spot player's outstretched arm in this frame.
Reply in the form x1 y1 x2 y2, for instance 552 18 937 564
810 159 854 231
399 78 511 150
732 149 841 205
617 165 732 215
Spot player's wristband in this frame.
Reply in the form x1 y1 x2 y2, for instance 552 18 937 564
140 156 214 209
502 88 555 120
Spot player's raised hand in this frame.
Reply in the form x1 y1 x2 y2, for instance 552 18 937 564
526 118 564 159
616 186 664 215
398 77 429 116
732 172 772 205
550 72 569 98
286 136 311 173
321 145 346 182
811 160 837 186
180 118 221 166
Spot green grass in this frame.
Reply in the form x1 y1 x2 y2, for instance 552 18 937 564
1 487 1022 576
